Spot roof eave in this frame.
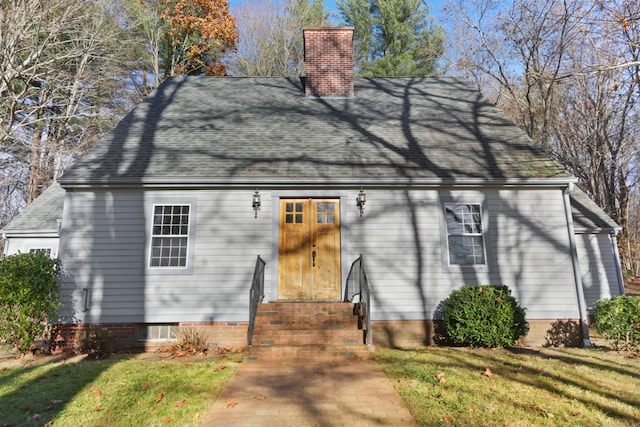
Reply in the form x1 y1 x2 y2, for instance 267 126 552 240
58 176 578 190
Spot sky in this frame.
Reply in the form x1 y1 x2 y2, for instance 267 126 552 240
227 1 447 24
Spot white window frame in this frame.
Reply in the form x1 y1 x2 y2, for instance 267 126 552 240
443 203 487 267
137 323 179 342
146 198 197 273
28 248 53 257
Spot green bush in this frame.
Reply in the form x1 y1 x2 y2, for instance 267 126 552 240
0 252 61 353
594 296 640 351
442 285 529 348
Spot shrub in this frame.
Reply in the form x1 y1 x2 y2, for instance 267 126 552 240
75 325 116 358
594 296 640 351
170 327 209 356
442 285 529 348
0 252 61 354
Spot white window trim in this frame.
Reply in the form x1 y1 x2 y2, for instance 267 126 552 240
438 197 489 273
28 247 56 258
145 197 197 274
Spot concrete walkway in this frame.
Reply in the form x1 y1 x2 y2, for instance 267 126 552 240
200 358 418 427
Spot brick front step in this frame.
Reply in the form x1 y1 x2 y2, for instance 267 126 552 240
247 301 370 362
254 328 365 346
246 344 375 362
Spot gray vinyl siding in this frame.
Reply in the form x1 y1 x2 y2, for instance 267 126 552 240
58 189 272 324
348 188 580 321
576 233 623 312
58 186 581 326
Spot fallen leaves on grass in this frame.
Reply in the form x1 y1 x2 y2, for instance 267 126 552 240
224 400 239 408
155 393 163 403
434 372 447 384
253 394 267 400
92 405 101 412
443 415 456 422
45 399 63 410
160 417 171 423
175 399 186 407
91 389 102 397
214 365 229 372
482 367 494 378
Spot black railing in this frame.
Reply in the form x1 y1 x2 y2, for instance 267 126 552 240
248 255 266 347
345 255 372 345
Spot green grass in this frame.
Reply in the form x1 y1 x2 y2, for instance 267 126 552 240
0 353 240 427
376 346 640 426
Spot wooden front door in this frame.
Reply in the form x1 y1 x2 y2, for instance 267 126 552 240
278 198 341 300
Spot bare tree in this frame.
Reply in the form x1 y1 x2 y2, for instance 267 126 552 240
0 0 131 219
444 0 640 273
228 0 329 77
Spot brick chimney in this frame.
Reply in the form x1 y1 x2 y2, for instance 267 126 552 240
303 27 354 98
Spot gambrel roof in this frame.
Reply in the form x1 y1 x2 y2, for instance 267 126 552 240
58 76 570 188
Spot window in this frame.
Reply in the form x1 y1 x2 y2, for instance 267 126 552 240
29 248 52 257
445 203 486 265
149 205 190 268
137 324 178 341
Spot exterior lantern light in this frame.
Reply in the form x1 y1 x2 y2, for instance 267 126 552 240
357 189 366 217
252 190 261 218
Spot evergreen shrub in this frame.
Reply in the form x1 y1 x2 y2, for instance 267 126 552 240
442 285 529 348
0 252 61 353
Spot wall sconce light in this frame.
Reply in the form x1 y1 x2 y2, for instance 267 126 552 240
252 190 261 218
357 189 366 217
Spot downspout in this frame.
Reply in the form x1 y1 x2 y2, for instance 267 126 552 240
563 183 592 347
611 230 625 296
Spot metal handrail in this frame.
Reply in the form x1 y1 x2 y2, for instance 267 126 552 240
345 255 372 345
248 255 266 347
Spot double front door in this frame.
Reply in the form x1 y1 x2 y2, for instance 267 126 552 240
278 198 341 300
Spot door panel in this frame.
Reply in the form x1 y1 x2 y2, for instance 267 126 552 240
278 199 341 300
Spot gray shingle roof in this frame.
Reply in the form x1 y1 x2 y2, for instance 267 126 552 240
2 182 64 233
571 187 620 232
58 76 570 186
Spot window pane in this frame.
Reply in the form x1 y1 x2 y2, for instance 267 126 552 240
296 203 303 212
295 214 303 223
445 203 485 265
326 214 335 224
317 214 324 223
317 203 325 212
327 203 335 212
286 203 293 212
150 205 190 268
448 236 485 265
286 214 293 223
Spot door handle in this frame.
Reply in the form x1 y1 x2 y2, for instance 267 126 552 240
312 250 317 267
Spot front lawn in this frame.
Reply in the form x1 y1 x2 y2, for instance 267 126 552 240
0 352 240 427
376 346 640 426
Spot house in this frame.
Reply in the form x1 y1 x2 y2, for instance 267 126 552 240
1 182 64 259
5 27 625 350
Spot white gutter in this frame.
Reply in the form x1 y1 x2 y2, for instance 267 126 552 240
611 231 626 296
58 176 578 190
563 182 592 347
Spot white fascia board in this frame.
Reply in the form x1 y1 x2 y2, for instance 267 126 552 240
59 176 578 190
2 229 59 238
